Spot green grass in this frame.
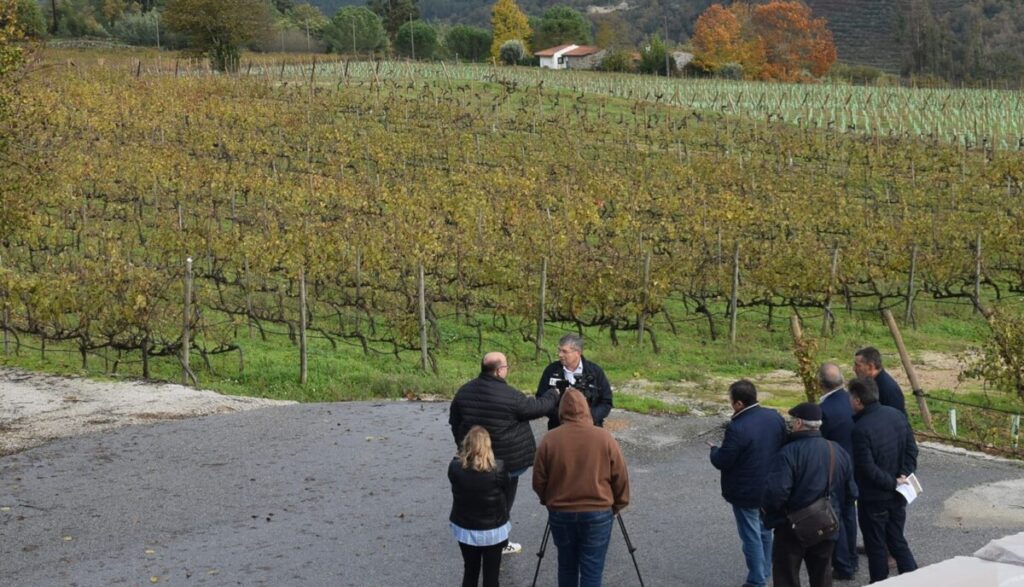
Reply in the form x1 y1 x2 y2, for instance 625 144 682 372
615 394 690 416
0 296 1004 405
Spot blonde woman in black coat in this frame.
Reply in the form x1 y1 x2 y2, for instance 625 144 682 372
449 426 511 587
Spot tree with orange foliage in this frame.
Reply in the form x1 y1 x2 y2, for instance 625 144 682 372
753 1 836 81
691 1 836 82
691 3 764 77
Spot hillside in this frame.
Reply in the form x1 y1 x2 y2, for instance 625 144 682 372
308 0 1024 79
804 0 909 71
308 0 920 70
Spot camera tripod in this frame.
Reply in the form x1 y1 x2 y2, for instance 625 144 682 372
530 512 645 587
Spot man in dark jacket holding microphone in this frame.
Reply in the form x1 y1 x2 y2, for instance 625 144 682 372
536 333 613 428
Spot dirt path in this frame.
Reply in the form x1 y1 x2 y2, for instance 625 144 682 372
618 350 971 410
0 368 293 456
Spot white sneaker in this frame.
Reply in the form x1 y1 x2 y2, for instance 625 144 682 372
502 542 522 555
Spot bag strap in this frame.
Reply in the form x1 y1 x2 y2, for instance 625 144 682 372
825 439 835 495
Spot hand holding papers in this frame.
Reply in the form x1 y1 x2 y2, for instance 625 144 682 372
896 473 923 504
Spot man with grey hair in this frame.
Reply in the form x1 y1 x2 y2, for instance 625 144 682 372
535 333 613 428
763 402 857 587
818 363 858 580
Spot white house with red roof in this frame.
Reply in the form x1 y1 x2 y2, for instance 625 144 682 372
535 44 605 70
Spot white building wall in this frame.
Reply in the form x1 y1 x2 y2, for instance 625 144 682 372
540 56 560 69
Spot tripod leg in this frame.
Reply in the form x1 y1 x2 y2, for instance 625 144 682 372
531 521 551 587
616 513 645 587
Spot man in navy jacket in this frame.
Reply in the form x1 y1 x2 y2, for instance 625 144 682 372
763 402 857 587
850 377 918 583
709 380 787 587
854 347 906 415
817 362 858 580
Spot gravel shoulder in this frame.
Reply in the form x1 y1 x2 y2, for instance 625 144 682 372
0 368 293 456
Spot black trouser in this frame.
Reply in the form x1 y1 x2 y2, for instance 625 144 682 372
858 498 917 583
459 540 507 587
504 473 519 517
772 523 835 587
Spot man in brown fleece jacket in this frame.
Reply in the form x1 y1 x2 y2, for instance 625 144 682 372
533 388 630 587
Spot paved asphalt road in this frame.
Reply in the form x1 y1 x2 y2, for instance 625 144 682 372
1 401 1022 586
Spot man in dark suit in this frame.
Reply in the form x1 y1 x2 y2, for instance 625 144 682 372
854 347 906 415
709 380 788 587
850 377 919 583
536 333 613 428
817 363 858 580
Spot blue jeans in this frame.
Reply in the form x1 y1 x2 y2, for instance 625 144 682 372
548 509 614 587
732 505 772 587
833 492 859 577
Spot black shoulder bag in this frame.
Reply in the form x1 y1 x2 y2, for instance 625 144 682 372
785 440 839 547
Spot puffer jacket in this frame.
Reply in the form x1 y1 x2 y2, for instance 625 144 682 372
852 402 918 502
762 430 857 531
449 457 510 531
709 404 787 508
450 374 559 471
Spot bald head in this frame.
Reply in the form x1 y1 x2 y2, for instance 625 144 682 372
818 362 844 391
481 352 508 377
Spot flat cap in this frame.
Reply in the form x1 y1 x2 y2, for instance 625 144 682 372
788 402 822 421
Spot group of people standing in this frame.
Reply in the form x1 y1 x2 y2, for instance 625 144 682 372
710 347 920 587
445 337 919 587
448 334 627 587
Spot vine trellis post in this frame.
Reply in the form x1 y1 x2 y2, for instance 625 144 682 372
536 257 547 361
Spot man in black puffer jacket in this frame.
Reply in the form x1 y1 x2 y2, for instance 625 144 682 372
850 376 918 583
450 351 561 554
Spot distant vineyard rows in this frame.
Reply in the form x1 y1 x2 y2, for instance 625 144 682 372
273 60 1024 150
1 56 1022 375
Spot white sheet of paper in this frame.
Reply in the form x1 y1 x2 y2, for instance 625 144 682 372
897 473 923 504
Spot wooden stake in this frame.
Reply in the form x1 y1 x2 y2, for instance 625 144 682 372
638 250 652 344
905 243 917 327
183 257 193 386
418 262 429 372
974 234 982 313
536 257 547 360
729 243 740 345
821 247 839 337
299 265 308 385
882 309 934 432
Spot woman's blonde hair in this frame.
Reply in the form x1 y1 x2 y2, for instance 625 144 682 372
459 426 496 472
